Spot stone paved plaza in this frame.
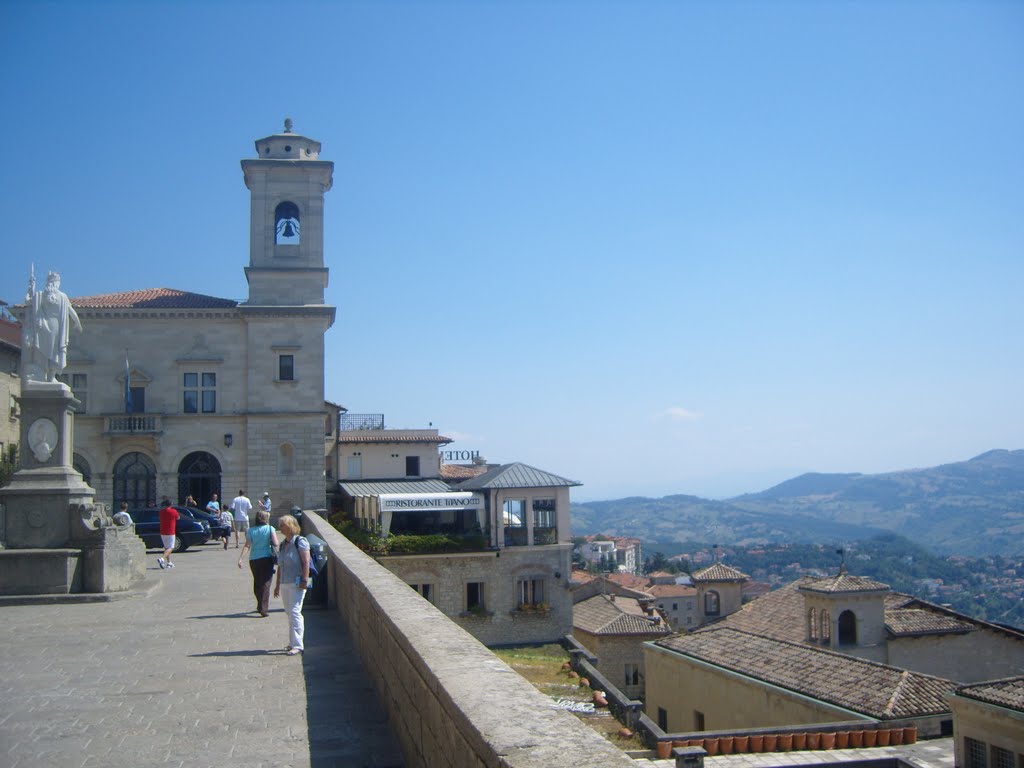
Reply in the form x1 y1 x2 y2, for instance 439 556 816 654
0 540 403 768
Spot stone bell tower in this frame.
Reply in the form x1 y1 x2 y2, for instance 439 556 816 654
241 118 334 307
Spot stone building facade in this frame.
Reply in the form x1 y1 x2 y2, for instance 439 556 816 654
0 316 19 463
21 122 336 514
948 677 1024 768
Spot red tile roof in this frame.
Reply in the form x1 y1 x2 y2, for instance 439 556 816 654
338 433 453 445
647 584 697 598
691 563 748 582
71 288 237 309
655 627 953 719
0 318 20 349
954 676 1024 713
574 594 672 637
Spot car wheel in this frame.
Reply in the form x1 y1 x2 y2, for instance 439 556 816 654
174 536 188 553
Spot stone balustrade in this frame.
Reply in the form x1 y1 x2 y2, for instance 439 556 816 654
301 510 635 768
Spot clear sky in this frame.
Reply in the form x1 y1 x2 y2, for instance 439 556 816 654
1 1 1021 501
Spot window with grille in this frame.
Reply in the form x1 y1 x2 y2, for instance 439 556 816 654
466 582 485 612
990 746 1012 768
624 663 640 687
965 737 988 768
409 583 434 604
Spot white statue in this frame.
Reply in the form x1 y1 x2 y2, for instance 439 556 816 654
23 267 81 383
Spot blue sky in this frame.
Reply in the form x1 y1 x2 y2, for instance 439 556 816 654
2 1 1021 500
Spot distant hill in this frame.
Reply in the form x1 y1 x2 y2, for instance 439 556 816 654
571 450 1024 556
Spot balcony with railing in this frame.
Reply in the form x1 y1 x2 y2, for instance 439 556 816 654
340 413 384 431
105 413 163 435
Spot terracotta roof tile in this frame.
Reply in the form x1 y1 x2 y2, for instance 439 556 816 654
440 464 491 481
692 563 748 582
0 318 20 349
647 584 697 598
654 628 953 719
886 609 975 637
955 676 1024 713
574 594 672 637
338 433 453 445
71 288 237 309
799 572 890 594
605 573 651 591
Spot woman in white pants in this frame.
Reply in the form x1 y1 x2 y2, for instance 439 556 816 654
273 514 310 656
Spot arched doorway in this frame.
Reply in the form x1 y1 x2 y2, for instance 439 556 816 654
113 452 156 511
178 451 222 508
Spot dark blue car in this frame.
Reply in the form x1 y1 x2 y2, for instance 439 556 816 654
132 506 211 552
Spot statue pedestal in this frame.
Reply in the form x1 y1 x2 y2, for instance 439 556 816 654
0 382 146 595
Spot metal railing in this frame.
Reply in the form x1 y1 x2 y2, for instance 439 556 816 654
340 413 384 431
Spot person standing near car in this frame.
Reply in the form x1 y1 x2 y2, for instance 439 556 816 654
157 498 179 570
230 490 252 548
238 509 278 617
273 514 310 655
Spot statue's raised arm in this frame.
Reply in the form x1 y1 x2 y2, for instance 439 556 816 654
22 269 81 383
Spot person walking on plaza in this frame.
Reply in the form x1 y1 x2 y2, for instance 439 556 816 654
230 490 252 548
238 509 278 617
218 505 233 549
205 493 220 515
273 514 310 655
259 491 272 516
157 498 179 569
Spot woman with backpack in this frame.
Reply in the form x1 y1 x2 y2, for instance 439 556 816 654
273 514 311 656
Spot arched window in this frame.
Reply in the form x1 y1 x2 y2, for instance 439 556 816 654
275 201 300 245
278 443 295 475
808 607 818 641
113 452 156 511
820 609 831 642
177 451 222 508
73 453 92 486
838 610 858 645
704 590 720 616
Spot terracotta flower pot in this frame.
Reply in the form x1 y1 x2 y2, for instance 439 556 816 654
836 731 850 749
863 730 878 747
578 678 590 688
877 729 891 746
849 731 864 748
593 695 608 708
749 735 765 753
763 734 778 752
618 728 633 740
777 733 793 751
703 738 719 756
719 736 734 754
889 728 904 745
656 741 673 759
793 733 807 750
903 727 917 744
673 740 688 749
820 732 836 750
806 733 821 750
734 735 750 753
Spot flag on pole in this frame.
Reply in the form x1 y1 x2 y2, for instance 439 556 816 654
124 352 133 414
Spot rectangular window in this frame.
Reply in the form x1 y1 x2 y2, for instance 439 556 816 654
532 498 556 528
657 707 668 732
966 738 988 768
517 578 545 607
694 711 705 731
503 499 527 546
991 747 1013 768
624 663 640 687
466 582 485 612
183 371 216 414
405 456 420 477
279 354 294 381
410 583 434 603
57 373 87 413
128 386 145 413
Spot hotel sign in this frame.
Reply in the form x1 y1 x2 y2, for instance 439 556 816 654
440 450 480 462
378 492 484 513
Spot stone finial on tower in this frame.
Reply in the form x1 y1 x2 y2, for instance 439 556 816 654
283 117 294 133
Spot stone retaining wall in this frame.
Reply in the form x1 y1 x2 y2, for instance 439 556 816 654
302 511 635 768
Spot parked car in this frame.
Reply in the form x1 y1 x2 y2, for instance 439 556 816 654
132 506 211 552
185 506 232 542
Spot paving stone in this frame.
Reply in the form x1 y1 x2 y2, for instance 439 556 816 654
0 542 403 767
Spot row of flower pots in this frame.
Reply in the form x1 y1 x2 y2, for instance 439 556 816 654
656 726 917 759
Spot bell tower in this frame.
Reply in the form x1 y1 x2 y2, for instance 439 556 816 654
241 118 334 306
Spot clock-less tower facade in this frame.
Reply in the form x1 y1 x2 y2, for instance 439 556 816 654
238 120 336 508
